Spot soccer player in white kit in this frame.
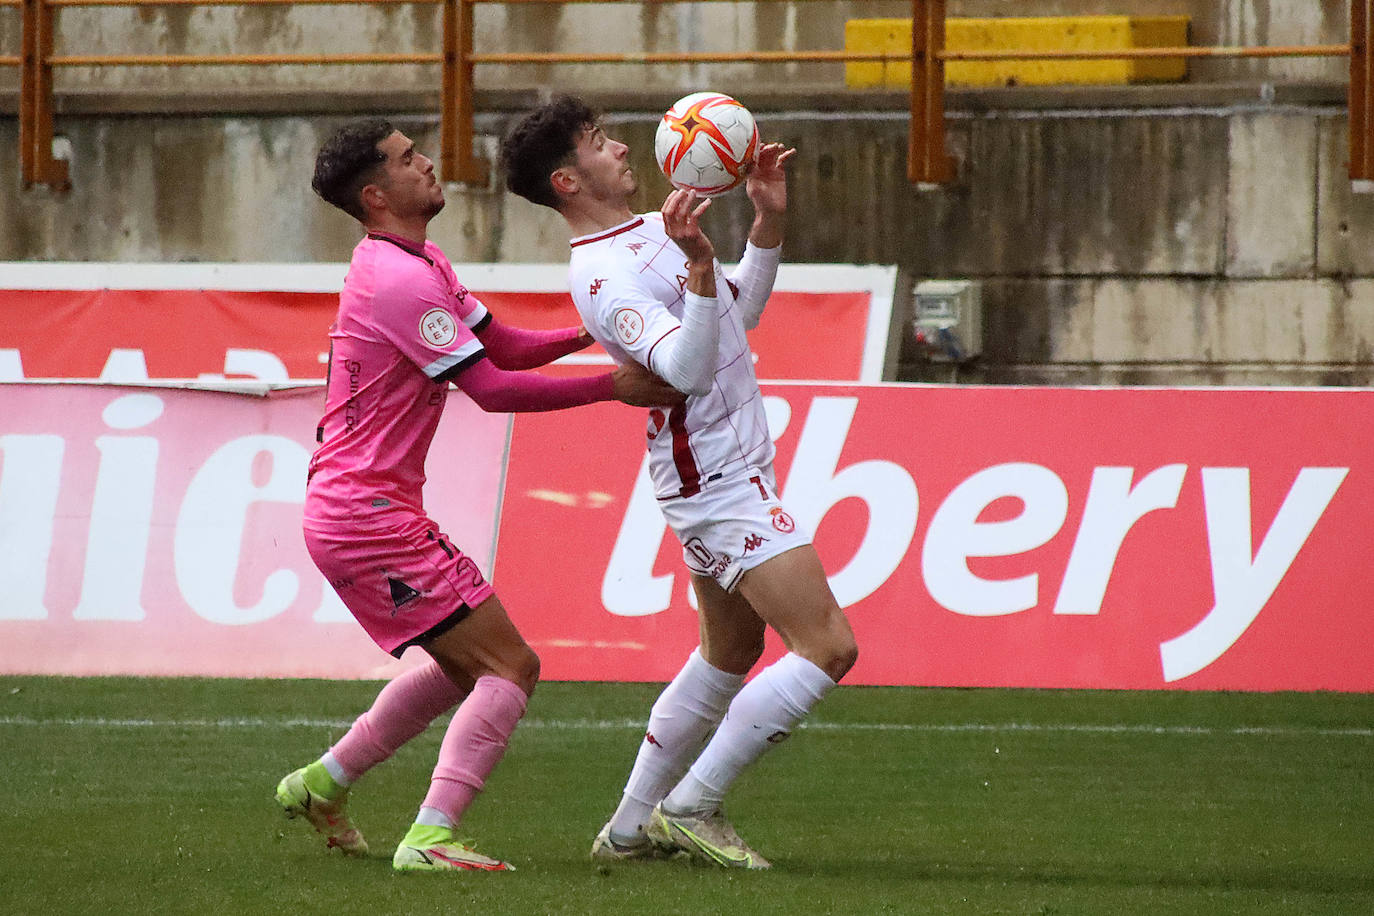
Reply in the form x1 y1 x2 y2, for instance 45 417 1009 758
501 97 858 869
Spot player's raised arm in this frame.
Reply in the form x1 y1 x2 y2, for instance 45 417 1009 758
744 142 794 250
663 189 717 296
727 142 793 330
645 190 721 396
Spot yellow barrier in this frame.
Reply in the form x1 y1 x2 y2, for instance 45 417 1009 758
847 15 1190 88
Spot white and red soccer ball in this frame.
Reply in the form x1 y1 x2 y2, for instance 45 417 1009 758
654 91 759 198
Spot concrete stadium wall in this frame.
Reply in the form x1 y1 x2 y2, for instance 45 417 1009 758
0 0 1355 95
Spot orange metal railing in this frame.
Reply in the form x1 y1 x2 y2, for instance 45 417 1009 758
911 0 1372 186
8 0 1374 190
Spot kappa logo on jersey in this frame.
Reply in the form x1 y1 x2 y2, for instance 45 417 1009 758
419 308 457 347
769 507 796 534
614 308 645 345
626 242 644 254
589 277 606 296
742 533 769 554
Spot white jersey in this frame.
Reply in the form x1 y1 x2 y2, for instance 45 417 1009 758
569 213 774 500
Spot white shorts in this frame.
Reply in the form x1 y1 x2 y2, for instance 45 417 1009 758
658 465 813 593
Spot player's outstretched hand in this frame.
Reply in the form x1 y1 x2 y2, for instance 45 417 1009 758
662 189 715 265
746 142 795 217
610 360 688 407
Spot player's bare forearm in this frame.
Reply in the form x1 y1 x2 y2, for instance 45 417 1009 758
611 361 686 407
663 189 717 297
748 212 784 250
684 259 717 298
745 142 794 250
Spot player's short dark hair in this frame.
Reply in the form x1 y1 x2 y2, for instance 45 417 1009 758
312 118 394 221
500 96 598 210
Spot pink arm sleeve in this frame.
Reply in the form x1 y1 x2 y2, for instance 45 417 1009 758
476 319 587 370
449 358 615 413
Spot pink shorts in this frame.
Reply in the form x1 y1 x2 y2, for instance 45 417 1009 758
304 514 496 658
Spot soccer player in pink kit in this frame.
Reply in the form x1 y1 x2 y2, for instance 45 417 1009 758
275 118 681 873
501 97 858 869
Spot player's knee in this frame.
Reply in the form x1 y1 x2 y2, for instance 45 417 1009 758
830 635 859 682
505 645 540 697
806 625 858 683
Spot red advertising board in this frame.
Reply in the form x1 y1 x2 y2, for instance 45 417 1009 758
0 263 895 383
0 383 508 679
3 265 1371 691
495 384 1374 691
0 262 896 681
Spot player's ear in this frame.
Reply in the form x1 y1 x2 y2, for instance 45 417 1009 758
360 181 388 215
550 166 578 199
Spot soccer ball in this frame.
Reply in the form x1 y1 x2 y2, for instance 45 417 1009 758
654 92 759 198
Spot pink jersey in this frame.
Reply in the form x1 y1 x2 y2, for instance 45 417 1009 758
569 214 773 500
305 232 490 524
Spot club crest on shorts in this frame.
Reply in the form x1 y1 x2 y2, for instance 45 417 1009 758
419 308 457 347
769 507 795 533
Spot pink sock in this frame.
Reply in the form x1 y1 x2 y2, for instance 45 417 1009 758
329 660 466 781
421 675 528 825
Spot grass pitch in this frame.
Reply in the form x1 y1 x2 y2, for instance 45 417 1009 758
0 677 1370 915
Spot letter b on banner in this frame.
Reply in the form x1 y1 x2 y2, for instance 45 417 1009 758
782 397 918 607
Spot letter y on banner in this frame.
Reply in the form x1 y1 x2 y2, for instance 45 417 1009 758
1158 467 1348 682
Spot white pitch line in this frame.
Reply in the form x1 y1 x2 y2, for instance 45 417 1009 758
0 715 1369 739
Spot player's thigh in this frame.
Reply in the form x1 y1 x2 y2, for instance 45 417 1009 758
692 573 766 676
423 593 540 696
737 545 857 680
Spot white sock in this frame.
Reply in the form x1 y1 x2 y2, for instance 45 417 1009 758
663 652 835 817
320 751 354 788
414 806 453 829
606 648 744 843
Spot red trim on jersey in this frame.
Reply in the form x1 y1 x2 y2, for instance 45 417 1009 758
668 404 701 497
645 325 680 367
569 217 645 248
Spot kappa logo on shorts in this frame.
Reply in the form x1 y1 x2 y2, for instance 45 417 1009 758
388 577 423 611
419 308 457 347
742 533 769 554
769 507 796 534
